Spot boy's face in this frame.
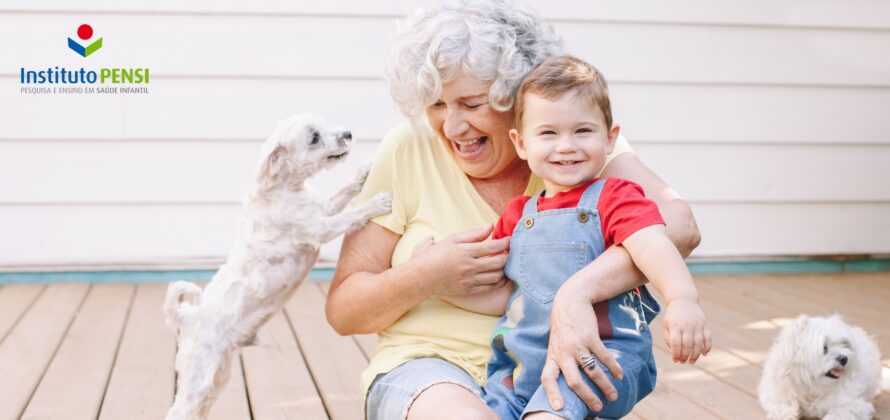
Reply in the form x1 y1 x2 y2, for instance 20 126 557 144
510 92 619 197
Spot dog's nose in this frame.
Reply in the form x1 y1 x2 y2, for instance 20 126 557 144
340 131 352 142
836 355 848 366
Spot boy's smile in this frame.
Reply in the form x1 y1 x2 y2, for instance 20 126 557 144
510 92 620 197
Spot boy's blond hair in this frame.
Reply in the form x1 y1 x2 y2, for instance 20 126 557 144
513 55 613 130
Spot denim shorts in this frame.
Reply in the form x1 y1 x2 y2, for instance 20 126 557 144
366 358 483 420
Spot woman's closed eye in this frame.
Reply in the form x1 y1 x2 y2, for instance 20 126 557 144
462 101 487 110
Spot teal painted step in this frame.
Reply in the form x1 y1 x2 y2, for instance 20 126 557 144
0 260 887 284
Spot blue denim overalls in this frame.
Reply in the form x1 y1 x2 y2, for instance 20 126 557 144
483 180 660 420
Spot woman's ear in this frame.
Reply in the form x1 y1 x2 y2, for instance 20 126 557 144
606 123 620 155
509 128 528 160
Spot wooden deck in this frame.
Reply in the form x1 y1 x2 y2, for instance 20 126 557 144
0 273 888 420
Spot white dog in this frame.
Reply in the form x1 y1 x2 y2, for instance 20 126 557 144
759 314 885 420
162 113 392 420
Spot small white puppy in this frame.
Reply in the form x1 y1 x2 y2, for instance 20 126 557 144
162 113 391 420
759 314 884 420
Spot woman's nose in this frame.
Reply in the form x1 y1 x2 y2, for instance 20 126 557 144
443 109 469 139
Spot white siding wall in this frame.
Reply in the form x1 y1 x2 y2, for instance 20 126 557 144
2 1 889 268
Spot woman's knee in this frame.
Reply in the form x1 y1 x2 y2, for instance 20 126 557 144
407 383 495 420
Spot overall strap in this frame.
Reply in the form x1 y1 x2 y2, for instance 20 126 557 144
577 179 607 209
521 190 542 216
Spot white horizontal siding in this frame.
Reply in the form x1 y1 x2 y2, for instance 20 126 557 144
1 2 889 267
5 14 890 86
7 0 890 30
2 142 889 204
4 202 888 265
4 80 889 144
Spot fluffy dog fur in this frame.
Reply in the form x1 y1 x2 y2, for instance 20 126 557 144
162 113 391 420
759 314 885 420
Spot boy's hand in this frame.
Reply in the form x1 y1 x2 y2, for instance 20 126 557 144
662 298 711 364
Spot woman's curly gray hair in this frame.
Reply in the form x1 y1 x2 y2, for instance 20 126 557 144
388 0 563 123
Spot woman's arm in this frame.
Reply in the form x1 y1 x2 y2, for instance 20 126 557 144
437 281 513 316
325 223 510 335
542 152 702 411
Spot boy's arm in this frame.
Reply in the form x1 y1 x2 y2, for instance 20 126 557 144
620 224 711 363
621 224 698 303
438 280 514 316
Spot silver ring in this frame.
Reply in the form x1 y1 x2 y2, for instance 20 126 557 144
580 354 598 370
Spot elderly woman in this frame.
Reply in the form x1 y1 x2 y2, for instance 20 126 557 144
325 1 701 419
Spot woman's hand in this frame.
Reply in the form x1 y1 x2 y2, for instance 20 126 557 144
410 225 511 296
541 282 623 412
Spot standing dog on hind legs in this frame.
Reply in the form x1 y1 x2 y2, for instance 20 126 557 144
162 113 392 420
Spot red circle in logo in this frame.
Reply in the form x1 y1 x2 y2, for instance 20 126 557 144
77 24 93 40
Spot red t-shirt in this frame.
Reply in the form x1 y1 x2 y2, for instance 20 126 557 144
492 178 665 246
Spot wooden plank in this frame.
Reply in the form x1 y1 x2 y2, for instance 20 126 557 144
241 312 327 420
0 283 89 420
0 284 43 343
650 346 763 419
875 390 890 420
209 356 252 420
316 282 377 362
706 275 890 355
631 379 721 419
21 284 134 420
98 284 176 420
284 283 367 420
650 316 760 397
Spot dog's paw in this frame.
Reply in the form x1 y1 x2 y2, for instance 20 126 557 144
364 192 393 218
354 162 374 186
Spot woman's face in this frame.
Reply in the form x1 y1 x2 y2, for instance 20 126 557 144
424 75 522 180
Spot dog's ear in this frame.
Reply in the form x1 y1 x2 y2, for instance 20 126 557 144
259 144 288 180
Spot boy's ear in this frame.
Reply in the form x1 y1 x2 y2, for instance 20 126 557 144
606 123 620 155
509 128 528 160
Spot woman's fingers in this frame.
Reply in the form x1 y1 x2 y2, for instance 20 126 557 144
473 253 509 273
540 358 565 410
560 354 603 412
447 225 494 245
466 272 508 294
467 236 511 257
589 342 623 383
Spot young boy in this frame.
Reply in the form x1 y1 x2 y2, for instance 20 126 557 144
439 55 711 419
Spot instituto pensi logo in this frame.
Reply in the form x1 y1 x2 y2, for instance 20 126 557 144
68 24 103 57
19 23 150 95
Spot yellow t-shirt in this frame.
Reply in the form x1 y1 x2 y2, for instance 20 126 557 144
354 123 632 394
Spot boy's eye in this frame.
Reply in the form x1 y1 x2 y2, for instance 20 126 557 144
539 130 557 136
575 128 593 134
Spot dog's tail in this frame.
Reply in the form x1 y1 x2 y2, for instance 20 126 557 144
163 281 203 332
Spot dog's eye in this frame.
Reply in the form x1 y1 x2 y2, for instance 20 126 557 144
823 344 828 354
310 132 321 145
